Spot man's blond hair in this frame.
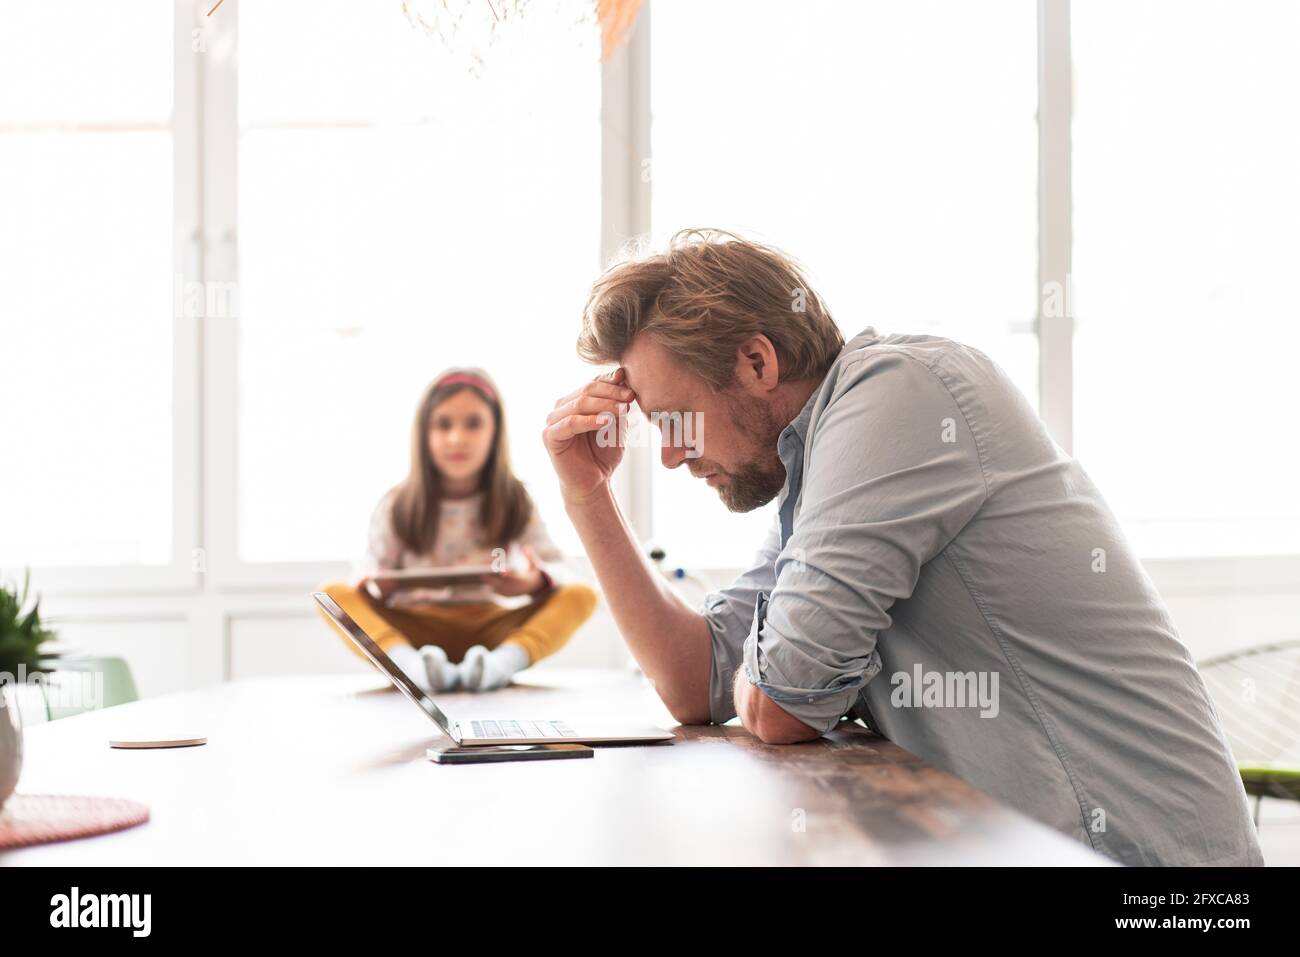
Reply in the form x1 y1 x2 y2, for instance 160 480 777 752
576 228 844 390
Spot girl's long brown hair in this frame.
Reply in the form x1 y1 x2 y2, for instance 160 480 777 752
389 367 533 555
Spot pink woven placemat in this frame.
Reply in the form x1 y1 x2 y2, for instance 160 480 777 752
0 794 150 850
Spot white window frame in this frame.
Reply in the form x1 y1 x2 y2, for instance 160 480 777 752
13 1 201 596
1037 0 1072 454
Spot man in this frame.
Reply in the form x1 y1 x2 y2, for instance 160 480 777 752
542 228 1263 866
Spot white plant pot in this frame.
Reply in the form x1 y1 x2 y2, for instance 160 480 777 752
0 685 22 812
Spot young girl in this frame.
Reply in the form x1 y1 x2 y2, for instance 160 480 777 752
322 368 597 692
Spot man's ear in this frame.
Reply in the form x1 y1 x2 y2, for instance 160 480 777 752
733 335 781 396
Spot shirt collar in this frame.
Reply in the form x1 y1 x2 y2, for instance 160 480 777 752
778 381 821 462
777 325 879 462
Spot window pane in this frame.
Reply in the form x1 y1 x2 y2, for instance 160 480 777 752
1073 0 1300 556
238 0 443 126
0 130 174 566
236 1 599 562
650 0 1038 566
0 0 172 124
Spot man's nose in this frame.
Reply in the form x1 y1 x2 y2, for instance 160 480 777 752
661 443 688 470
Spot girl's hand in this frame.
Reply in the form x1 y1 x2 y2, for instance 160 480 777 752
483 545 549 597
542 368 636 506
359 575 394 600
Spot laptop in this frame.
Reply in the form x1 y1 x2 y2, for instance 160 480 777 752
313 592 675 747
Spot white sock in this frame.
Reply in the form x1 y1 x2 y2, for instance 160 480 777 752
458 643 529 692
387 643 432 691
419 644 461 691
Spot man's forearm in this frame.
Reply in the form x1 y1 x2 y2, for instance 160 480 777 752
733 669 821 744
565 485 714 723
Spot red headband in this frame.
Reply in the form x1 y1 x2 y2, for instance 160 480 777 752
436 372 497 402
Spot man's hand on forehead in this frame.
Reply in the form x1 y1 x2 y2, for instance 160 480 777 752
542 368 638 498
550 369 634 414
544 370 636 454
597 367 642 415
607 366 631 394
606 366 651 416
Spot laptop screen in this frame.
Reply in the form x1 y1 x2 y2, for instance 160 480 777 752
312 591 459 743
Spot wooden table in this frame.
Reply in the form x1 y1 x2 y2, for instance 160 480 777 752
2 669 1107 866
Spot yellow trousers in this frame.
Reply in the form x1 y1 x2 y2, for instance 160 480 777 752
320 581 598 667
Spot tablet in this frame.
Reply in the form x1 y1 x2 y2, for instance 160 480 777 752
366 565 501 597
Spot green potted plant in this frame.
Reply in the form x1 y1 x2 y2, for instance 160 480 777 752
0 571 56 812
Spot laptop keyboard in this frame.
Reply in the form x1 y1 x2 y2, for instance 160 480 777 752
468 719 577 739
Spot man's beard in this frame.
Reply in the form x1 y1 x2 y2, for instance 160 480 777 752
702 392 788 513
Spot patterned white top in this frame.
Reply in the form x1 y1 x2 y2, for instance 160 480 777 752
360 489 567 607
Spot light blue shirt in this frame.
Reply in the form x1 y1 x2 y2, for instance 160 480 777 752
702 327 1263 866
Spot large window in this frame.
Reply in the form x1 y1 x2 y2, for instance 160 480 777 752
0 1 177 569
1072 0 1300 556
5 0 1298 592
233 0 600 564
649 0 1038 566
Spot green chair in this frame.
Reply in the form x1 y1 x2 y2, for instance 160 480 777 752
1199 639 1300 825
35 655 140 721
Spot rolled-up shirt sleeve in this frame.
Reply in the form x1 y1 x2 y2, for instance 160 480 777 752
744 351 990 734
700 511 782 725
